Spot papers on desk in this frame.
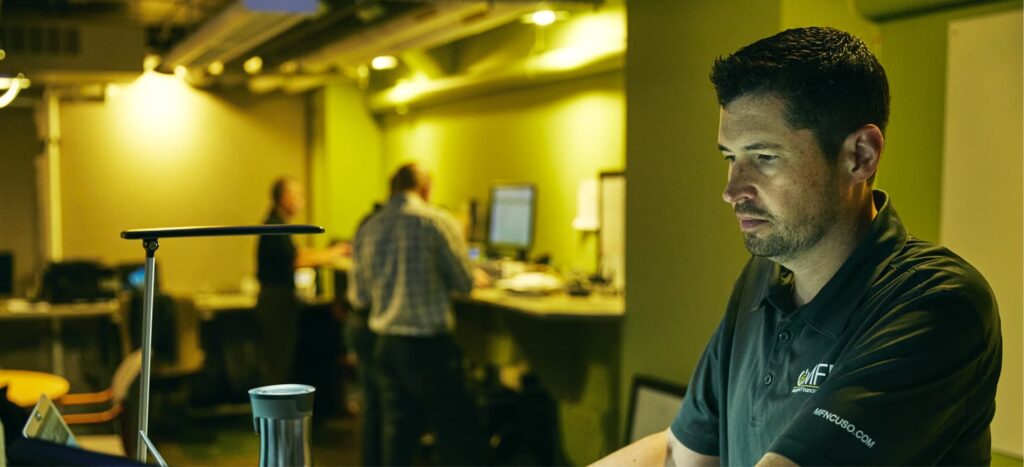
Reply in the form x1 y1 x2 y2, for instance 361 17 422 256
494 272 564 295
2 298 32 313
0 299 120 317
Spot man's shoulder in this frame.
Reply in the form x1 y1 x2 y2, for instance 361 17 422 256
361 203 452 234
868 236 997 331
885 237 993 302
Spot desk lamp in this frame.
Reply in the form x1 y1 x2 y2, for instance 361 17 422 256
121 224 323 463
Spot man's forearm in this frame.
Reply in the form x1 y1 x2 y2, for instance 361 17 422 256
591 431 667 467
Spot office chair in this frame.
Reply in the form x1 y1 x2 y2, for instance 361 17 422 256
59 350 142 456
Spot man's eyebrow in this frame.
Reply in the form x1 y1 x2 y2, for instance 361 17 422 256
718 142 784 152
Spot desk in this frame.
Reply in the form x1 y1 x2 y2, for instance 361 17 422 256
0 370 71 408
189 293 344 416
453 289 624 465
463 288 624 320
0 300 124 386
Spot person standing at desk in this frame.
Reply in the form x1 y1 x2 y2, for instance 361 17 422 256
256 176 344 385
349 163 485 466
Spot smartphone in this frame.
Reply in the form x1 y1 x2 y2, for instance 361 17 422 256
22 393 79 447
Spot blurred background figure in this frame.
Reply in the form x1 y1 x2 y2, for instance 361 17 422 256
349 164 487 466
256 177 346 386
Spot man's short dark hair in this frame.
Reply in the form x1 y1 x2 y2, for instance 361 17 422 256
711 27 890 162
390 163 428 194
271 177 293 205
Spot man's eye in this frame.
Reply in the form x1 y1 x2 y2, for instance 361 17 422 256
723 155 735 162
757 154 777 162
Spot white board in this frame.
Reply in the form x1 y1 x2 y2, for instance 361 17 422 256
600 172 625 291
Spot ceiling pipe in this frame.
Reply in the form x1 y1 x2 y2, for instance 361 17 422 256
295 1 536 73
163 0 317 71
366 38 624 113
854 0 1007 21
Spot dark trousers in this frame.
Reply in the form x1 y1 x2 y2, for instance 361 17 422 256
254 285 300 385
375 334 485 466
346 312 382 466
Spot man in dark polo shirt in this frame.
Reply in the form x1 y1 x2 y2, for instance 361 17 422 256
256 177 345 385
595 27 1001 466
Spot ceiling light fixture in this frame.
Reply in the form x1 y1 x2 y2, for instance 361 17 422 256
143 54 162 72
371 55 399 70
244 56 264 75
279 60 299 74
531 10 557 26
207 61 225 76
0 73 30 108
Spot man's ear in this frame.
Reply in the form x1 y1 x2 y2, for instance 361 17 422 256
840 124 884 183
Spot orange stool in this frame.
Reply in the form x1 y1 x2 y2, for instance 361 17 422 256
0 369 71 408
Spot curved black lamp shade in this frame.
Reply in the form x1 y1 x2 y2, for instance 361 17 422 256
121 224 324 240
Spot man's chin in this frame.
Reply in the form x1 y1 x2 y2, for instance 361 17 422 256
743 235 786 259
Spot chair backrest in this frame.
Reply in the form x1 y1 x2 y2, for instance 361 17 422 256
111 350 142 405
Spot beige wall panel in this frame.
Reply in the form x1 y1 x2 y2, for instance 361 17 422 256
941 9 1023 457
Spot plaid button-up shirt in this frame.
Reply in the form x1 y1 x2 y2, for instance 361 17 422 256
349 193 474 336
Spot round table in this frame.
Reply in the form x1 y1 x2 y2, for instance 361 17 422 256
0 369 71 408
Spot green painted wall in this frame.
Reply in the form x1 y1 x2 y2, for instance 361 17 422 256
874 0 1020 242
621 1 780 440
781 0 881 42
314 83 385 243
378 71 625 273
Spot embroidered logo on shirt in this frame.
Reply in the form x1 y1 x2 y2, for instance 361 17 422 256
812 407 876 448
792 363 833 394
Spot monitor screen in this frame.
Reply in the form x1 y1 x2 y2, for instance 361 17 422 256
118 262 157 292
487 184 536 251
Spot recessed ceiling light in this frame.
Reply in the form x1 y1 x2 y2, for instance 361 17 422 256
531 10 557 26
279 61 299 74
143 54 161 72
207 61 224 76
244 56 263 75
371 55 399 70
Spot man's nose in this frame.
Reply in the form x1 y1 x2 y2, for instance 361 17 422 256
722 163 755 205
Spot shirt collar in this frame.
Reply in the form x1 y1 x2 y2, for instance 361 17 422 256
761 190 909 337
387 191 425 209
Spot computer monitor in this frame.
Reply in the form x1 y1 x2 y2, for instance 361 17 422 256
487 184 536 257
117 262 150 291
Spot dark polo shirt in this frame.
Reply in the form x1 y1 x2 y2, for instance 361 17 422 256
257 210 297 289
671 191 1001 465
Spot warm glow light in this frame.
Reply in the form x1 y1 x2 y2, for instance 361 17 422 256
371 55 399 70
356 64 370 79
244 56 263 75
174 65 188 79
119 72 194 152
105 83 121 98
279 60 299 74
143 54 161 72
0 74 29 108
534 46 591 71
391 79 422 103
531 10 557 26
207 61 224 76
